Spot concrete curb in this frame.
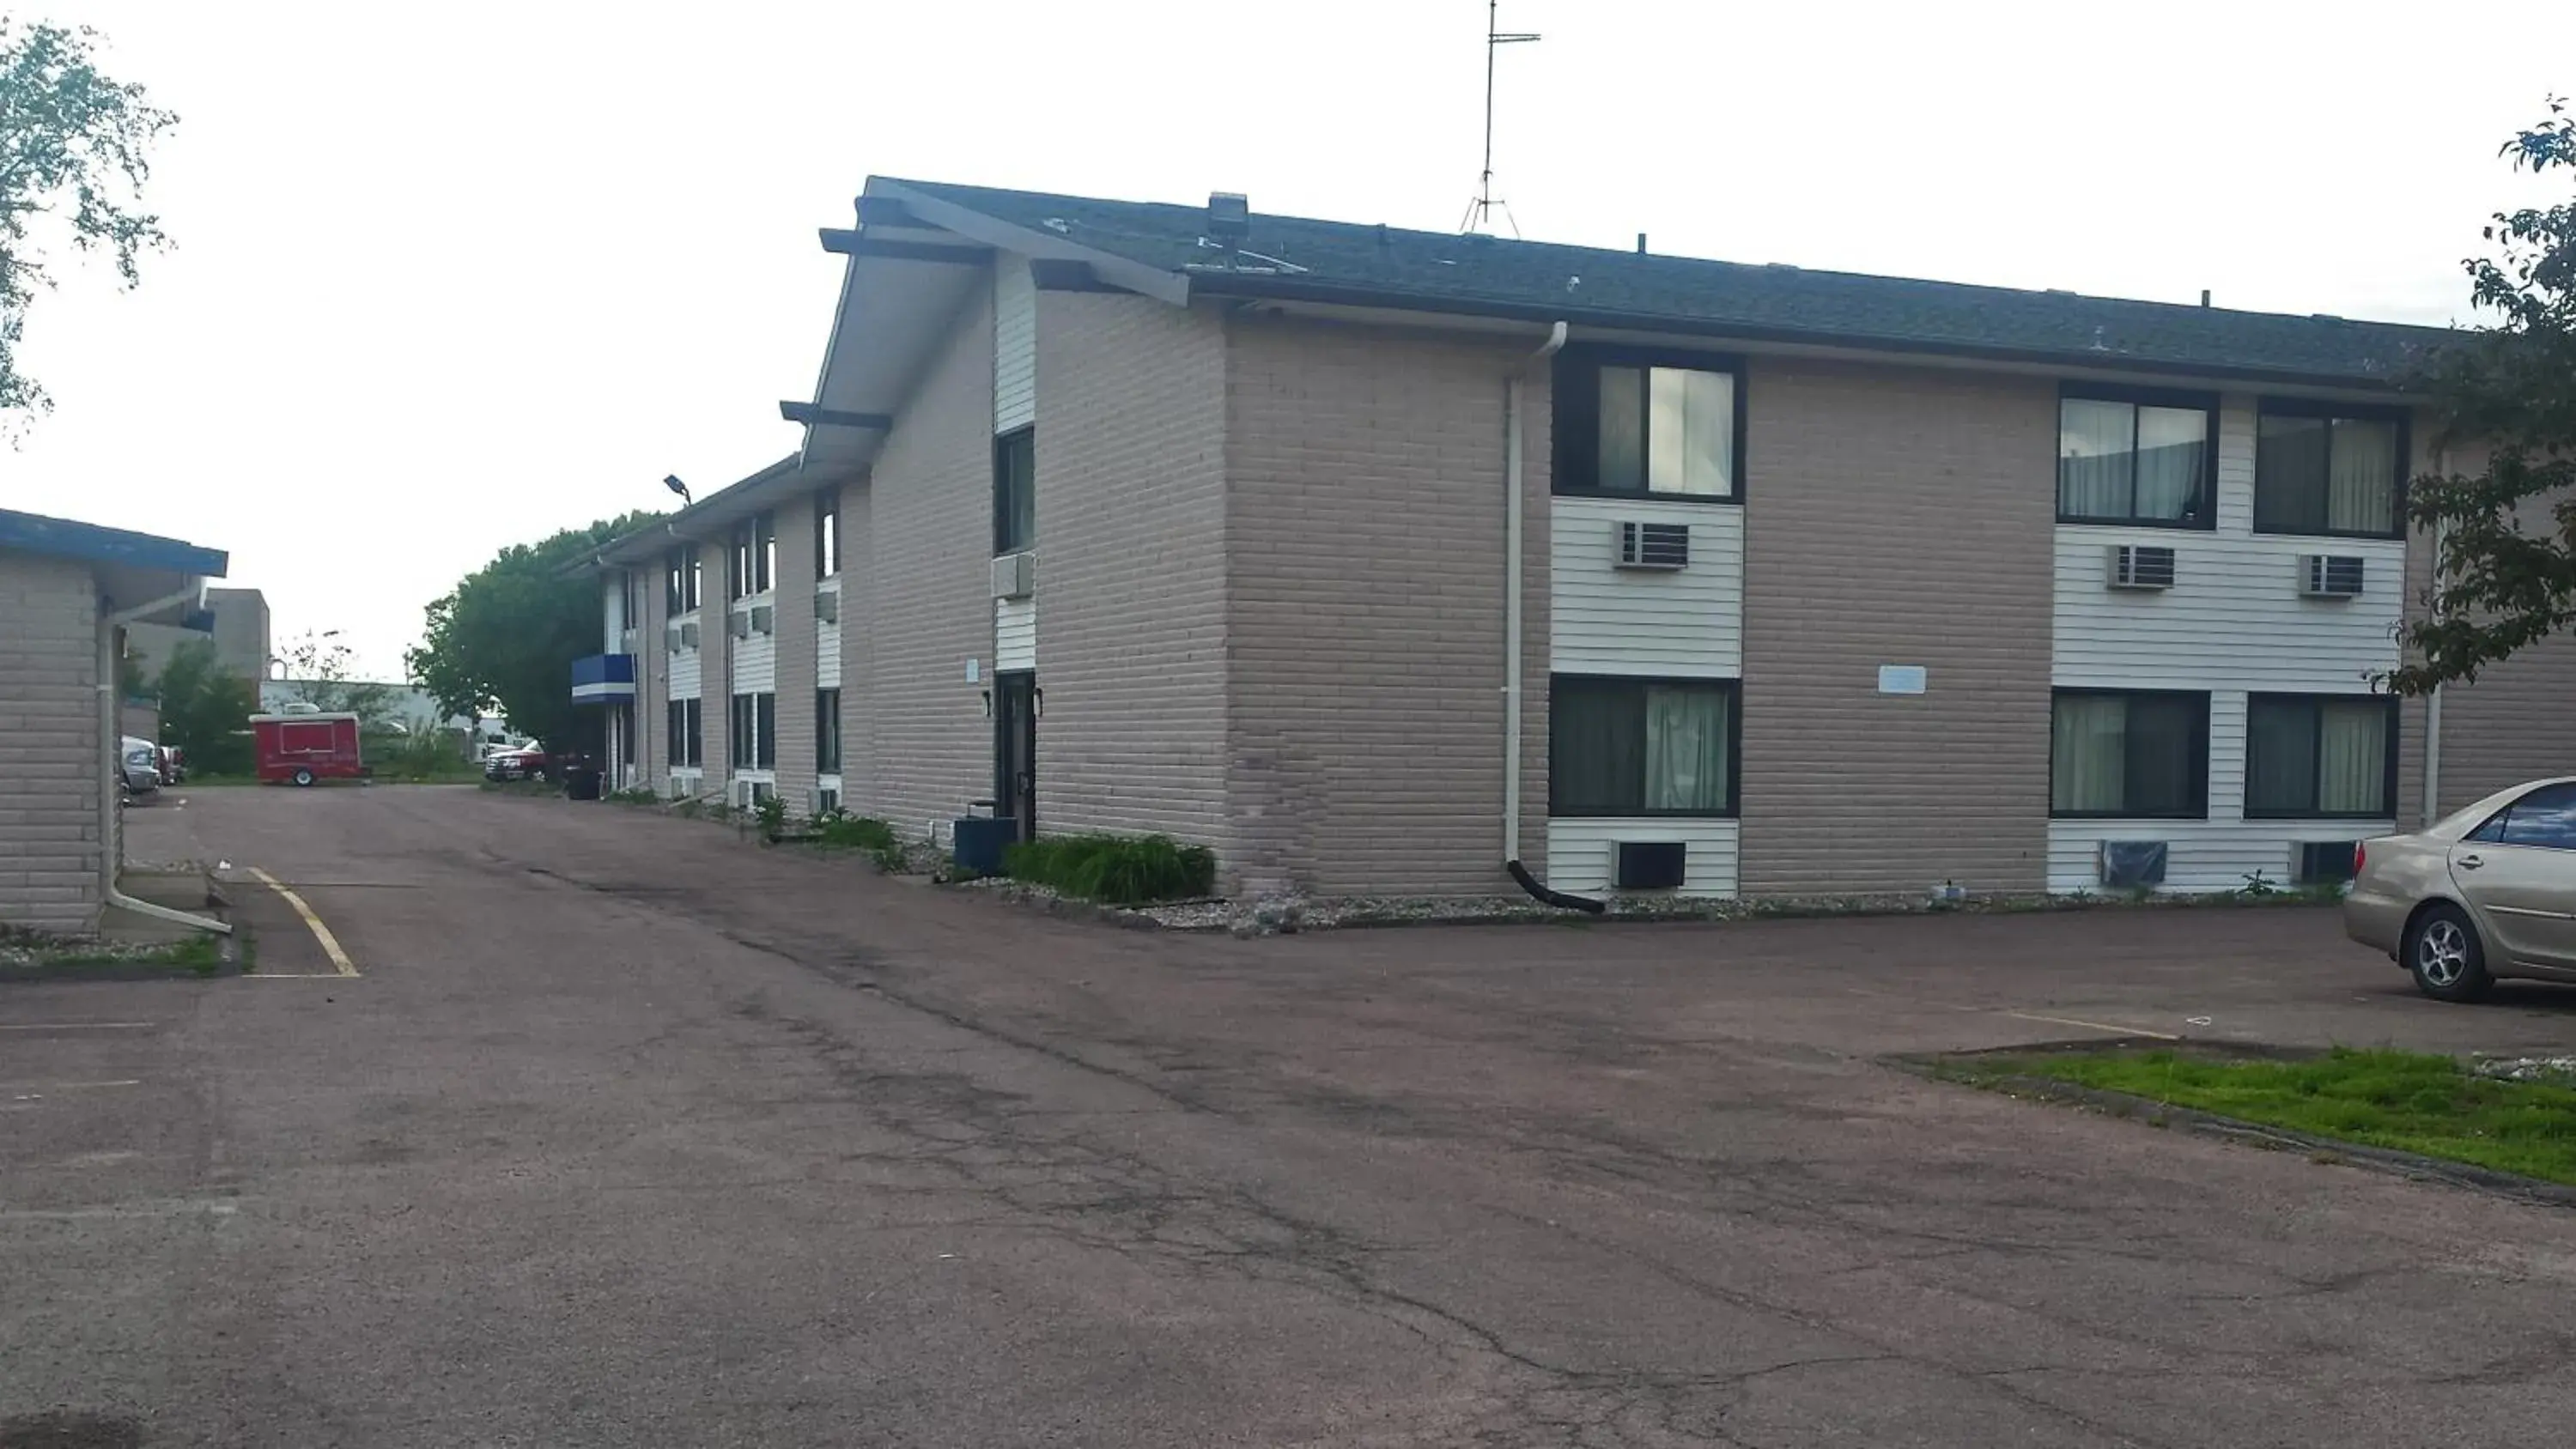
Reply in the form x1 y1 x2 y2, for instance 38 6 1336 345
1892 1042 2576 1210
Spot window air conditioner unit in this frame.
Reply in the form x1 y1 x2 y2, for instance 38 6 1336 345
678 621 701 649
2295 840 2360 884
665 624 683 652
1614 840 1688 889
1613 520 1691 570
2106 543 2177 591
2096 840 2168 888
991 551 1036 601
815 590 839 624
816 787 841 816
750 603 774 636
2300 555 2366 599
727 611 752 640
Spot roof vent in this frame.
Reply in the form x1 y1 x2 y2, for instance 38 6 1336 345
1206 192 1249 248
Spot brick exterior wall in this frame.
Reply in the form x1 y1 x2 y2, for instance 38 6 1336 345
2416 468 2574 816
866 284 998 840
1220 315 1550 896
775 498 821 810
1032 289 1230 846
0 550 106 934
1739 359 2057 894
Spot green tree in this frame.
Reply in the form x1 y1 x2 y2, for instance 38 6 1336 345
155 637 256 776
2391 100 2576 695
274 629 395 724
1 19 176 430
407 512 661 753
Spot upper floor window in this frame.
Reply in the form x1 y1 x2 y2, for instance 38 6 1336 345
1554 348 1741 500
1549 676 1738 817
2245 694 2395 819
2050 689 2208 819
993 427 1035 555
815 488 841 579
2057 387 2216 527
731 512 776 599
2254 403 2405 538
665 545 701 615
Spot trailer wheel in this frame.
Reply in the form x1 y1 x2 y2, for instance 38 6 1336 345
291 767 316 788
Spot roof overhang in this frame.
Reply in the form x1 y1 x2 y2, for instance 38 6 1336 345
788 179 1195 473
587 455 818 569
0 508 228 622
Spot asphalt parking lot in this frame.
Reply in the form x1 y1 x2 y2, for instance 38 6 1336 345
7 785 2576 1447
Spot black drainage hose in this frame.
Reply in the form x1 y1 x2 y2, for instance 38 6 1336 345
1506 859 1606 914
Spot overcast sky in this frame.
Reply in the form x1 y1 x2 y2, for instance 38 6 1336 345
5 1 2561 678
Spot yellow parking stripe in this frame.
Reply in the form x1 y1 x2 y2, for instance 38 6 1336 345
2004 1010 2179 1041
246 868 359 978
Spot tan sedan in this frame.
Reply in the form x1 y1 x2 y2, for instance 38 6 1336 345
2345 776 2576 1001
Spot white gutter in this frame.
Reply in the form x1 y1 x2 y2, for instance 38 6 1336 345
2421 450 2448 827
98 585 233 937
1504 321 1570 859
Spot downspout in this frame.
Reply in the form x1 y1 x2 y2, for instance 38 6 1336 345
2421 452 2447 828
99 585 233 937
1504 321 1603 913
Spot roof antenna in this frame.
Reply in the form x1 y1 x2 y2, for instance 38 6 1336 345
1461 0 1540 237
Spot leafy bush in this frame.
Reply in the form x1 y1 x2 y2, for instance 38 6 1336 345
813 810 910 871
754 791 787 840
1002 834 1216 906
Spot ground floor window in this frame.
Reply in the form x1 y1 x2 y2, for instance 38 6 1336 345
730 693 775 771
666 699 702 767
2246 694 2395 818
817 688 841 774
1548 676 1738 816
2050 689 2208 818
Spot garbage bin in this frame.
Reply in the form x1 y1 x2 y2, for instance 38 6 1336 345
565 767 602 802
952 815 1017 876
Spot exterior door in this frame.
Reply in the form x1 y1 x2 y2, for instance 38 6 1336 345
2453 783 2576 969
993 672 1036 842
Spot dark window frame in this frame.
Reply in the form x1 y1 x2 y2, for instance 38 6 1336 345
730 512 777 599
1552 345 1750 505
2055 383 2221 530
817 688 841 774
2251 397 2411 542
728 692 777 772
1546 673 1742 820
815 488 841 579
666 698 702 768
2048 688 2212 821
993 427 1036 555
2243 693 2401 821
665 545 702 615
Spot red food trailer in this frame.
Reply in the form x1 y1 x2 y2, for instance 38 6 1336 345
250 711 368 786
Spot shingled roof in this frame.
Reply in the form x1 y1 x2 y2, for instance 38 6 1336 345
888 179 2461 390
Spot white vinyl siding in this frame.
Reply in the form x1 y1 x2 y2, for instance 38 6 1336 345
729 615 775 694
667 619 700 702
994 596 1036 672
2049 395 2400 892
602 576 625 652
994 255 1036 433
1549 495 1743 676
1545 820 1740 897
817 580 842 691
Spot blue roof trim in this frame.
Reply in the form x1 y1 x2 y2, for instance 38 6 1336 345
0 508 228 579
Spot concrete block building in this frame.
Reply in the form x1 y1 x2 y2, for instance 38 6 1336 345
575 180 2571 900
0 509 228 935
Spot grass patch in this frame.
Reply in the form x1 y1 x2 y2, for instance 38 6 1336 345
3 931 225 976
809 811 909 871
1003 833 1215 906
1956 1046 2576 1187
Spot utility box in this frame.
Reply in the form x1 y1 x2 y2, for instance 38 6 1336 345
952 815 1018 877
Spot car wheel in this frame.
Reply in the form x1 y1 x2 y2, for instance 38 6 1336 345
2406 903 2491 1003
291 767 316 788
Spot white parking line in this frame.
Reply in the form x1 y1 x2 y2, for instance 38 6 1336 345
2003 1009 2181 1042
0 1022 155 1032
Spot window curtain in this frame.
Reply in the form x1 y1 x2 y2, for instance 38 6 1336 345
2051 695 2125 812
1643 687 1729 810
2247 701 2318 815
2133 406 2206 520
1648 368 1733 497
1596 368 1644 493
2057 399 2132 518
2255 415 2329 531
2327 420 2397 534
2318 702 2388 814
2123 695 2202 815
